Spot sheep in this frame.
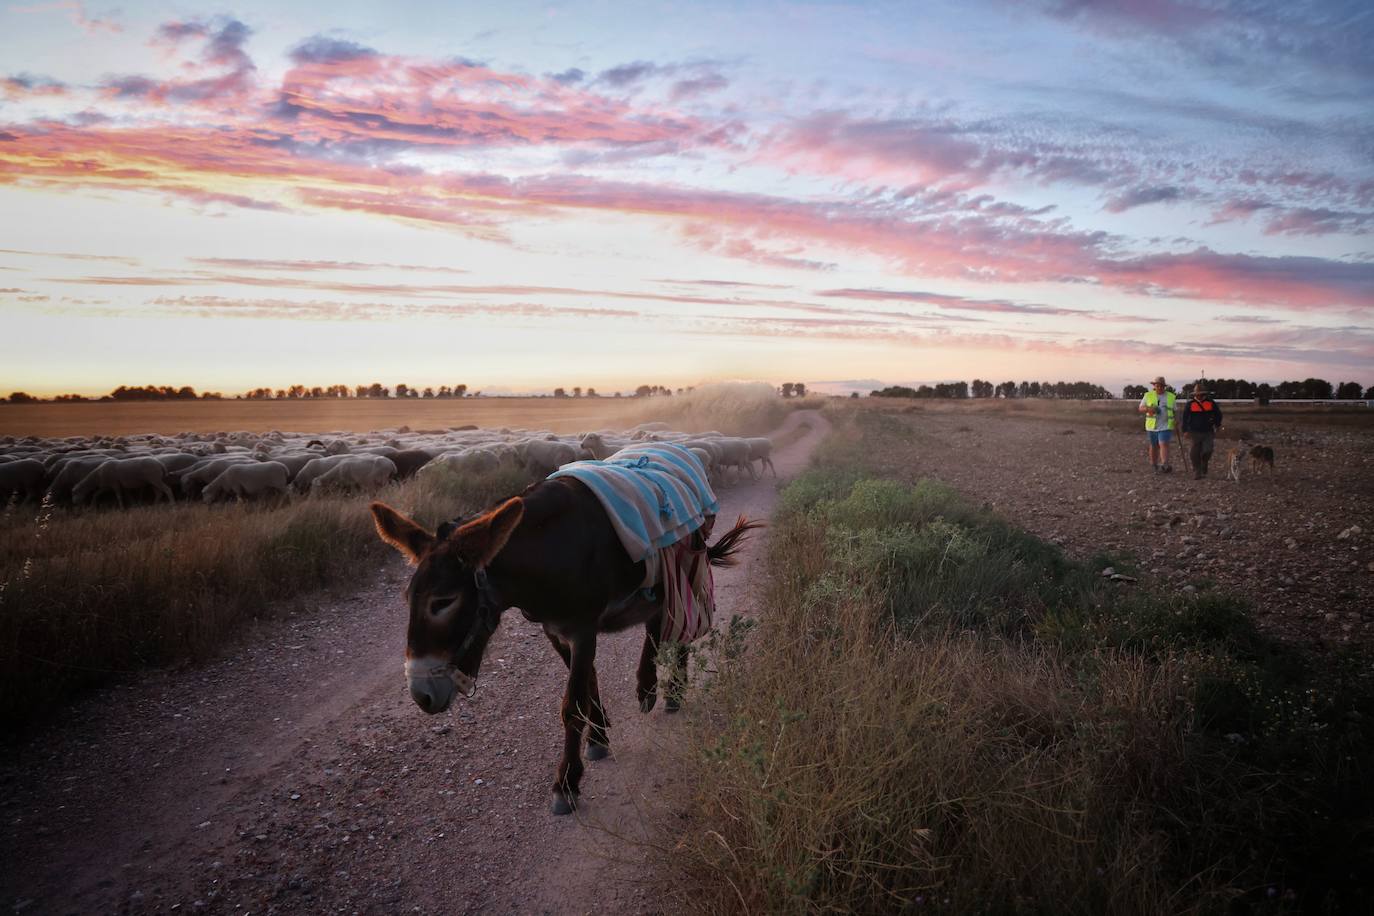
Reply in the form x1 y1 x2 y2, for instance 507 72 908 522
45 456 110 504
516 439 580 476
174 456 259 500
152 452 201 475
267 452 318 480
310 455 396 495
418 447 502 479
292 454 353 493
202 461 290 503
746 437 777 478
71 457 174 508
387 449 436 480
0 458 46 503
709 437 755 484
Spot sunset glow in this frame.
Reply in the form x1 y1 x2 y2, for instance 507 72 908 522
2 0 1371 397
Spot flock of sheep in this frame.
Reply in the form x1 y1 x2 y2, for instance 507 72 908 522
0 422 776 510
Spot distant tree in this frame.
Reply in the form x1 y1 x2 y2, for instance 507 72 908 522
587 388 599 397
850 391 859 398
455 384 468 398
1123 384 1146 400
421 387 435 398
794 382 807 397
437 385 452 398
635 385 652 398
572 386 582 398
614 392 622 398
1336 381 1363 399
553 387 568 398
1365 385 1374 399
274 389 286 399
395 383 410 399
53 393 89 402
201 391 223 400
780 383 794 398
6 391 38 403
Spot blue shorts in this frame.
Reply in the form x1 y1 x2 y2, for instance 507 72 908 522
1148 430 1172 446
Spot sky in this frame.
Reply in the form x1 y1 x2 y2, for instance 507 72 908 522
1 0 1371 398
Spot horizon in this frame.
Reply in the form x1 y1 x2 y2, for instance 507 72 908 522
2 1 1371 395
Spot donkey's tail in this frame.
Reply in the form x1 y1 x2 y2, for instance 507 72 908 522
707 515 766 568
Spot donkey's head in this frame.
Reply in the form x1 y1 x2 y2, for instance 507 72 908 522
370 498 525 714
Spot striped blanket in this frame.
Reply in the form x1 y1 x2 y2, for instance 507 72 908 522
549 443 718 563
549 443 719 642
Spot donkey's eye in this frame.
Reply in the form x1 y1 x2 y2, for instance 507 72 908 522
428 597 455 616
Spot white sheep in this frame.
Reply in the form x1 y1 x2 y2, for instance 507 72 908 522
175 456 259 499
517 439 580 476
202 461 290 503
710 437 754 484
292 454 353 492
746 437 776 478
310 455 396 494
71 457 175 508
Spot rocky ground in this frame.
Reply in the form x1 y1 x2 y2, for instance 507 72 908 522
867 402 1374 647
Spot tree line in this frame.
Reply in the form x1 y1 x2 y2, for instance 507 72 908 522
1120 378 1372 400
872 380 1113 399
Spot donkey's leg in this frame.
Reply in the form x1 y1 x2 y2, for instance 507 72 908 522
552 631 598 816
543 629 611 759
636 620 661 713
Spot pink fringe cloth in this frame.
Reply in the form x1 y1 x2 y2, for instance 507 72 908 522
657 536 716 644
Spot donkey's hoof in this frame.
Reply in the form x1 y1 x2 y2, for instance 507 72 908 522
638 691 657 714
586 742 610 761
551 793 577 816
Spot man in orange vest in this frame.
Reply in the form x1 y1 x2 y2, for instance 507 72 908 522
1137 375 1177 473
1179 380 1224 479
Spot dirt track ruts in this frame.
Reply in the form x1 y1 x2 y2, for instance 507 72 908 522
1 409 830 915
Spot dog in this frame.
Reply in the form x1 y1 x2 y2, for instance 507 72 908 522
1249 445 1275 474
1226 447 1244 482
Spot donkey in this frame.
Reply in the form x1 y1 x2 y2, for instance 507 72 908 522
370 476 761 815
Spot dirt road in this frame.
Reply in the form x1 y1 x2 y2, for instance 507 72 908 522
1 410 829 915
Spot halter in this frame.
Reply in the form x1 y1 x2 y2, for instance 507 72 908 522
404 566 506 700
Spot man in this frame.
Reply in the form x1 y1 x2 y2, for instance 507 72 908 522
1137 376 1176 473
1179 380 1224 479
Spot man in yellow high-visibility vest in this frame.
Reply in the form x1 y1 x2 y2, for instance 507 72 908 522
1137 375 1177 473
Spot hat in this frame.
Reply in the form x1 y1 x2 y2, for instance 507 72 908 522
1193 379 1208 393
1152 376 1166 385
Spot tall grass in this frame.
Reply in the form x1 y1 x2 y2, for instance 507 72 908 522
622 382 818 436
0 463 534 731
662 409 1374 914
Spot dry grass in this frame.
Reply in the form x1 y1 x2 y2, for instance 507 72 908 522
658 405 1374 914
0 463 533 730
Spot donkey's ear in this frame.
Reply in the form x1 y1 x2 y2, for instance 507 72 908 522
454 497 524 568
370 501 434 564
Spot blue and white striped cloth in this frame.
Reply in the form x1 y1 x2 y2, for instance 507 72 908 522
549 443 719 563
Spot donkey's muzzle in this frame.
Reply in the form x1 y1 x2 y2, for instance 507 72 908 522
410 677 454 714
